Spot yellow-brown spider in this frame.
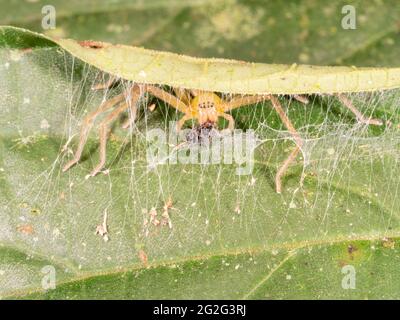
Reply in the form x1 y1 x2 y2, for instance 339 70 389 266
63 80 382 193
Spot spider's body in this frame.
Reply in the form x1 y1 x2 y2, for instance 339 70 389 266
63 81 382 193
139 86 275 131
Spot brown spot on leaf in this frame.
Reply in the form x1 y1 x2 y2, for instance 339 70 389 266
138 249 148 266
17 224 34 235
78 40 105 49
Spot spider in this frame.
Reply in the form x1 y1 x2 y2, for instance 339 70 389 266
62 80 383 193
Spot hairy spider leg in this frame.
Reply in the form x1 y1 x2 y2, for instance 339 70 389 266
336 94 383 126
143 85 188 113
142 85 194 130
222 94 273 129
62 92 128 172
292 94 309 104
121 88 141 129
89 92 140 176
62 86 139 175
269 96 304 194
173 88 192 105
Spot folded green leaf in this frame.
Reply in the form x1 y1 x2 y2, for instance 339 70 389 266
1 25 400 94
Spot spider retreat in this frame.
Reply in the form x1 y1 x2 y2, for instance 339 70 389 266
62 80 383 193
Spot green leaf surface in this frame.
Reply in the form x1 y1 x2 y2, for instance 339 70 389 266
0 1 400 300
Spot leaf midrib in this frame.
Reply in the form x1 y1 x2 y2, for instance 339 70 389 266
3 231 400 299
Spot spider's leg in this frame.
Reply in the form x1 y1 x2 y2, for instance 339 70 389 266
62 92 126 172
144 85 188 113
143 85 192 130
121 91 141 129
90 86 142 176
121 100 138 129
270 96 304 193
336 94 383 125
90 101 131 176
220 95 271 130
223 95 271 112
276 146 301 193
220 113 235 130
292 94 309 104
173 88 192 105
190 89 202 96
